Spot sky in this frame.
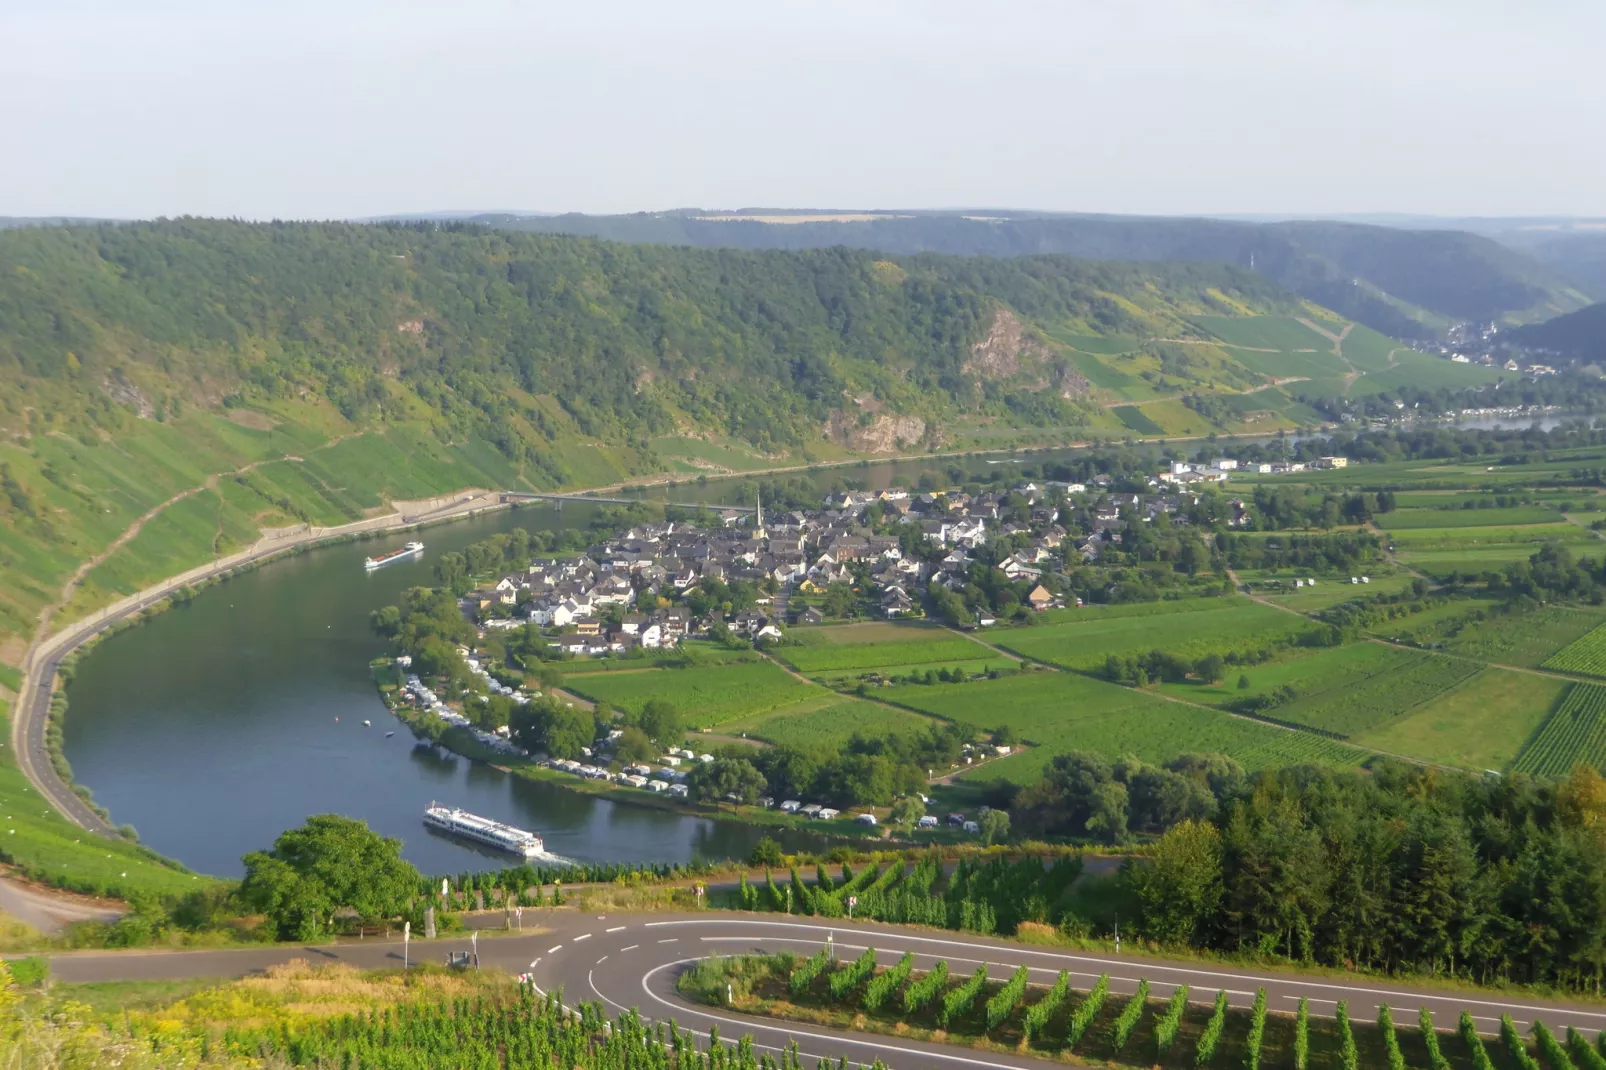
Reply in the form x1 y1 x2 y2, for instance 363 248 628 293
3 0 1604 221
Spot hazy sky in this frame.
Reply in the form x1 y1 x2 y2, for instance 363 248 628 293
4 0 1603 220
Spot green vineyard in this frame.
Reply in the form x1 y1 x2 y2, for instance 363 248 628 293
1512 684 1606 778
1544 623 1606 678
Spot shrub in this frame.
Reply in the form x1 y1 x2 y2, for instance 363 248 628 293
1154 985 1190 1059
1568 1025 1606 1070
1335 1001 1358 1070
1111 978 1150 1053
1419 1007 1451 1070
1022 971 1069 1044
827 947 877 1001
1501 1014 1540 1070
902 960 948 1015
983 966 1030 1031
787 948 829 995
1066 973 1109 1050
1378 1005 1405 1070
1530 1021 1571 1070
1293 998 1309 1070
1460 1011 1496 1070
862 952 914 1011
938 965 990 1028
1195 990 1229 1067
1243 988 1267 1070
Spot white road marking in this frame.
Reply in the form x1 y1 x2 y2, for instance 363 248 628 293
621 944 638 952
528 959 540 968
547 945 563 953
658 938 678 944
573 933 591 942
597 955 608 965
606 926 626 933
647 919 1606 1022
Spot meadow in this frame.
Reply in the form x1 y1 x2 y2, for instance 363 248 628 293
1442 605 1606 668
1267 653 1480 738
561 660 819 727
778 623 1002 675
1375 506 1563 529
996 599 1313 671
1512 683 1606 779
720 696 940 749
1359 668 1571 772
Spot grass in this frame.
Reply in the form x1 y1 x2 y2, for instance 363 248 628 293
778 623 1000 674
1376 506 1563 529
720 697 941 749
1356 668 1572 772
1191 314 1334 352
1443 605 1606 667
1251 571 1417 611
560 660 820 727
1157 642 1418 709
995 599 1313 672
1385 523 1594 550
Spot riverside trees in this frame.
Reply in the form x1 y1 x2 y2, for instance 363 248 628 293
240 815 422 940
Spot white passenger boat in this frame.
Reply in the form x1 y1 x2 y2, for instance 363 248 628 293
422 804 544 858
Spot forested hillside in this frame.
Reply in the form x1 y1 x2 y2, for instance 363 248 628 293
1508 301 1606 362
0 218 1346 669
480 210 1590 338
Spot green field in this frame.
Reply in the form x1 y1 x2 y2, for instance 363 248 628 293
1385 523 1591 550
996 599 1313 671
1159 642 1419 709
1376 506 1563 529
1512 683 1606 778
1110 405 1164 435
561 661 818 727
1252 572 1416 611
1190 315 1332 352
720 697 939 749
1358 668 1571 772
878 670 1367 782
778 623 1001 675
1397 545 1549 577
1442 605 1606 667
1543 622 1606 678
1268 652 1481 738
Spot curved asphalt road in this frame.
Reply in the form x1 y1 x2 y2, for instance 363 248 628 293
31 910 1606 1067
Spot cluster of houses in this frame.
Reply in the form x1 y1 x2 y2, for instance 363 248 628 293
1157 456 1347 485
398 665 525 758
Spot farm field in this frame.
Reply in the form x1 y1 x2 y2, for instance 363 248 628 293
1398 545 1554 578
1249 571 1416 611
777 623 1002 674
720 697 939 750
1384 523 1592 550
1375 506 1563 529
878 670 1367 783
995 599 1313 671
1512 683 1606 778
810 659 1017 686
1543 622 1606 678
1110 405 1164 435
1157 642 1420 709
1267 653 1481 738
1362 600 1495 644
1442 604 1606 667
561 660 818 727
1357 668 1571 771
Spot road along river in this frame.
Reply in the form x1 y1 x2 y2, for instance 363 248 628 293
38 910 1606 1067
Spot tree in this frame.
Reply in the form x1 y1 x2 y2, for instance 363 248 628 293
889 796 926 830
822 583 857 618
749 836 785 867
615 725 656 764
240 815 421 941
635 699 681 748
513 698 596 759
1194 654 1225 684
993 724 1019 747
1238 674 1251 690
1125 819 1223 944
978 808 1011 845
689 757 768 807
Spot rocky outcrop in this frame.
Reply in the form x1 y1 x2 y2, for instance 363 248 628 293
965 307 1039 379
824 409 929 453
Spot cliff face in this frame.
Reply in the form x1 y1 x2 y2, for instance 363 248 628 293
823 409 930 452
964 307 1092 400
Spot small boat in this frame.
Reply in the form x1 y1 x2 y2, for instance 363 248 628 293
385 731 395 738
363 719 372 727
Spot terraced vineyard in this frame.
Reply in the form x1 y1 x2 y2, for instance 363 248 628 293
1512 684 1606 778
1544 623 1606 678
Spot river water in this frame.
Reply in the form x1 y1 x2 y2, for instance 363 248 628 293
59 416 1582 877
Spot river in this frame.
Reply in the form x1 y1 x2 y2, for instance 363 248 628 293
58 416 1584 877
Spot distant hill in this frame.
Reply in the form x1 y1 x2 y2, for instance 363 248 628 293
467 210 1591 339
1508 302 1606 362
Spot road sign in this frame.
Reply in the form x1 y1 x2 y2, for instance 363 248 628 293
848 894 858 917
403 921 410 970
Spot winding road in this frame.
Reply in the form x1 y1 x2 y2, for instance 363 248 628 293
31 910 1606 1066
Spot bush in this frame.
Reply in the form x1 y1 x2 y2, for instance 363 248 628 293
1501 1014 1540 1070
1243 988 1267 1069
1195 990 1229 1067
1532 1021 1572 1070
1293 997 1309 1070
1335 1001 1358 1070
983 966 1029 1031
902 960 948 1014
1567 1025 1606 1070
862 952 913 1011
1022 971 1069 1044
938 965 989 1028
1154 985 1189 1059
827 947 877 1000
1460 1011 1495 1070
1419 1007 1451 1070
1378 1004 1405 1070
1111 978 1149 1053
1066 974 1109 1050
787 948 829 995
